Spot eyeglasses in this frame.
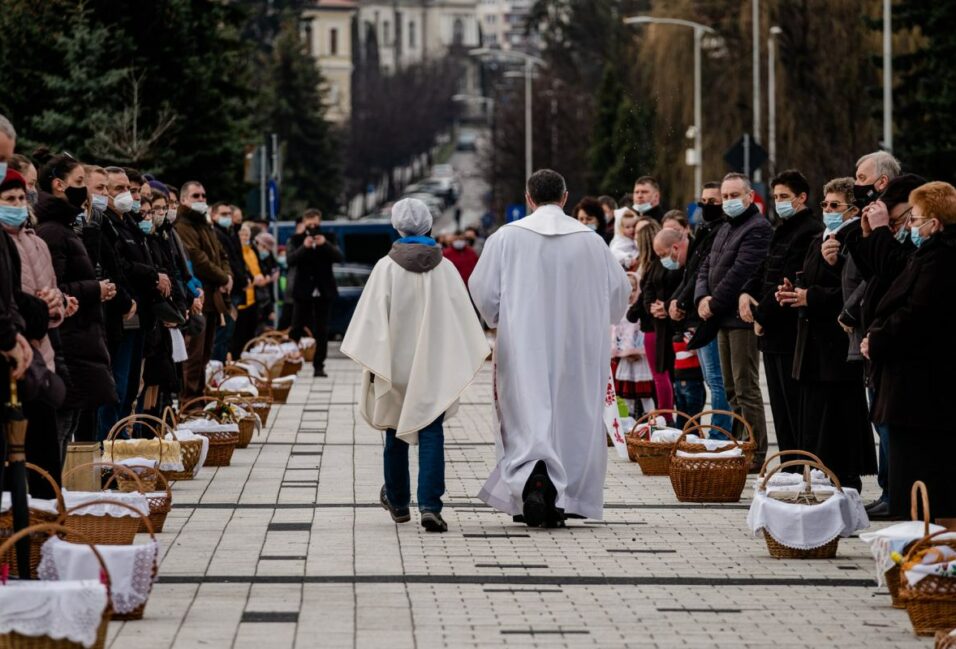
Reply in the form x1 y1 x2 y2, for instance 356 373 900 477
909 212 931 224
820 201 850 211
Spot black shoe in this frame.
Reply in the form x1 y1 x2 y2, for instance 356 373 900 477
866 501 898 521
522 461 561 528
314 368 328 378
865 498 887 512
380 485 410 523
420 511 447 533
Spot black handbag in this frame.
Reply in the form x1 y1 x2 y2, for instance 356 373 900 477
18 350 66 408
153 299 186 326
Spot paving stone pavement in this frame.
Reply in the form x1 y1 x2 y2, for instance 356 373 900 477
104 345 932 649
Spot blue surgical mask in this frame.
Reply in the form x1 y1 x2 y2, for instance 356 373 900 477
91 193 108 211
258 249 269 260
911 224 928 248
216 216 233 230
775 201 795 219
661 256 680 271
131 200 141 214
895 227 909 244
585 223 597 231
0 205 29 229
722 198 746 218
823 212 844 232
138 219 154 235
635 202 652 214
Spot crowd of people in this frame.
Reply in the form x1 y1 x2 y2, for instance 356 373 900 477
580 158 954 522
0 112 340 498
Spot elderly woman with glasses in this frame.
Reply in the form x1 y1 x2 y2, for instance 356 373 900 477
863 181 956 522
776 177 877 492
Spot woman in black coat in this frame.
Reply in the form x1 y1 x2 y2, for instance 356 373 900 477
34 155 117 453
777 177 876 491
864 181 956 521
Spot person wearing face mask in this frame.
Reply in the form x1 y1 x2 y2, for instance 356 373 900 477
844 174 924 517
695 173 771 467
209 202 247 362
124 168 145 217
777 177 876 493
632 176 665 222
231 222 267 358
442 231 479 286
253 231 279 329
8 155 38 208
737 170 822 458
463 226 484 256
32 155 118 453
669 182 731 436
863 181 956 522
574 197 609 242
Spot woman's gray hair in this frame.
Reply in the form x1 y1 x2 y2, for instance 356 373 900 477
856 151 901 181
0 114 16 140
823 177 855 203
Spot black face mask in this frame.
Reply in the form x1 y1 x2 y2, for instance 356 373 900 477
853 183 879 209
698 202 724 223
65 185 88 210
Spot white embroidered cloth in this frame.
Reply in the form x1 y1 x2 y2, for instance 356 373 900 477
859 522 952 585
298 337 316 350
675 447 744 459
62 490 150 517
38 536 158 615
1 492 59 516
903 545 956 586
648 428 684 444
166 430 210 476
240 350 284 370
683 434 737 451
0 579 107 648
169 328 188 363
747 488 869 550
205 360 224 385
272 375 295 386
213 376 259 396
177 419 239 434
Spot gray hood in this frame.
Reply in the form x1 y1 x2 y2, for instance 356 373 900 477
388 243 443 273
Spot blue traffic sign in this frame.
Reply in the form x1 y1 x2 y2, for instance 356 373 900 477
505 203 526 222
267 179 280 222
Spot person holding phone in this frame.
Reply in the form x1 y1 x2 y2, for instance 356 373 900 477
776 177 876 492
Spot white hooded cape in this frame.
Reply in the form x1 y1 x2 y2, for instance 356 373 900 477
341 251 490 444
469 204 631 519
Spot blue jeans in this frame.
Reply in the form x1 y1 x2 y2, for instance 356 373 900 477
211 311 236 363
697 337 732 438
384 414 445 513
673 379 706 428
869 387 890 504
97 329 144 441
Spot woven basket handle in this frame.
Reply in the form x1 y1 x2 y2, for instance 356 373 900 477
301 326 314 338
5 461 66 515
911 480 931 536
758 450 825 479
670 425 741 457
684 409 754 446
62 461 145 494
242 334 276 354
103 464 171 502
0 523 112 595
230 359 273 387
161 406 179 430
59 498 155 538
628 409 693 436
106 416 160 443
179 395 229 415
901 528 956 566
760 459 843 493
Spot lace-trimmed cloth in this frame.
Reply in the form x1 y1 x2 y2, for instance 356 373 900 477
1 493 59 516
61 490 150 517
177 419 239 434
0 579 107 648
38 537 158 615
240 350 285 370
859 522 952 585
747 488 869 550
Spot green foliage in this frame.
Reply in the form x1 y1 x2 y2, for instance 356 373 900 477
588 65 625 194
602 95 656 198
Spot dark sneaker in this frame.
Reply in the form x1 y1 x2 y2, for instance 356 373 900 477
380 485 410 523
522 461 562 528
866 501 899 521
420 511 448 533
314 368 328 378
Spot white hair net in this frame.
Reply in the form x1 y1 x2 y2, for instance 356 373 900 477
391 198 433 237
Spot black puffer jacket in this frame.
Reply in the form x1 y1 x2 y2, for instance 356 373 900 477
695 204 772 329
671 218 723 322
34 192 117 409
743 208 823 353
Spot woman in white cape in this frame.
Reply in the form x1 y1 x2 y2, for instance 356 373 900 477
341 198 489 532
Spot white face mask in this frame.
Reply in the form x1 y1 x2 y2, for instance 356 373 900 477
152 212 166 228
451 239 466 250
191 201 208 215
166 208 178 224
112 190 134 213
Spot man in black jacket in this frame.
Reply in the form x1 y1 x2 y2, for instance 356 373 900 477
669 182 732 436
695 173 772 468
739 170 822 458
210 202 246 362
631 175 665 222
287 208 343 377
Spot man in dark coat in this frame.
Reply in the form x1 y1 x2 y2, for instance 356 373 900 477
695 173 771 467
287 208 343 378
631 176 665 222
175 181 232 398
865 181 956 521
740 170 822 457
209 202 247 362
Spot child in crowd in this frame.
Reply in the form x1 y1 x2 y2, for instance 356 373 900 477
611 273 655 418
609 208 639 269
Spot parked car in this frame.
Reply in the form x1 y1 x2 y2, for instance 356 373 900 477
329 263 373 338
456 131 478 151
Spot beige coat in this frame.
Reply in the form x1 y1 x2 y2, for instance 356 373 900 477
7 225 62 371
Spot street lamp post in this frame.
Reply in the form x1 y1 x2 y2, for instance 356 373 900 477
624 16 715 197
883 0 893 152
768 26 782 178
469 48 546 196
752 0 761 183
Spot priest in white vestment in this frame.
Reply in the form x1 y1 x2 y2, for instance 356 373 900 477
469 169 631 525
341 198 490 533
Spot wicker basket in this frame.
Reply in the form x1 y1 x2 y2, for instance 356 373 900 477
105 466 172 534
935 629 956 649
668 428 749 503
0 524 113 649
103 413 182 490
758 460 844 559
178 397 242 467
885 482 935 608
0 464 66 578
300 327 316 362
206 365 263 400
157 407 202 481
681 410 756 462
270 380 292 404
624 409 692 476
60 463 146 545
279 357 303 377
900 529 956 635
223 396 262 448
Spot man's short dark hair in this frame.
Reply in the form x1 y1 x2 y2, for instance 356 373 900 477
598 195 617 210
210 202 230 215
302 208 323 221
880 173 927 212
634 175 660 191
124 168 143 185
702 181 721 191
770 169 810 198
526 169 566 205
